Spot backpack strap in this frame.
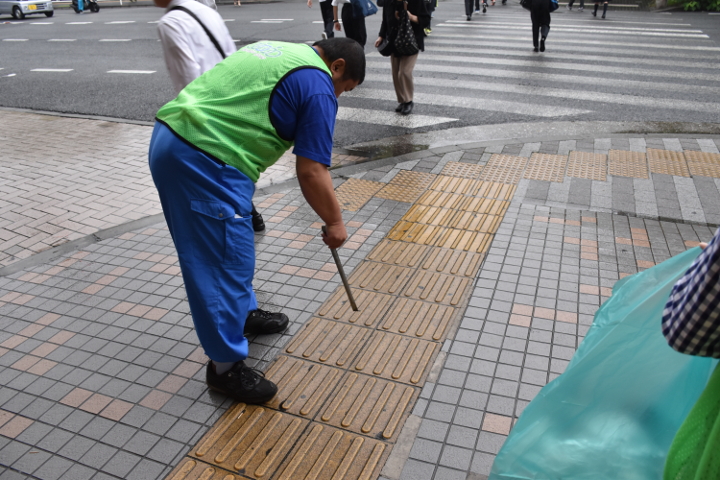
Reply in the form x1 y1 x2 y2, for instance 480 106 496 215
169 5 227 59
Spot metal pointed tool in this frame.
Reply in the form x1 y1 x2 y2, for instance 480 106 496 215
322 226 359 311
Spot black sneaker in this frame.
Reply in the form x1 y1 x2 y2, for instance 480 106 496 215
482 2 487 12
245 309 289 335
252 211 265 232
206 361 277 404
540 38 545 52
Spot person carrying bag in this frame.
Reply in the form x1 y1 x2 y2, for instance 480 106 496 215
374 0 429 115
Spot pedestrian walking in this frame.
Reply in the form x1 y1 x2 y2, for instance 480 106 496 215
424 0 435 35
333 0 367 47
155 0 266 232
566 0 583 10
529 0 551 53
465 0 485 19
592 0 609 18
374 0 430 115
473 0 488 13
148 38 366 404
308 0 335 39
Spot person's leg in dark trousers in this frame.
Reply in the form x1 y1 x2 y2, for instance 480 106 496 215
530 12 540 51
353 13 367 47
465 0 473 19
474 0 480 10
539 23 549 51
320 0 335 37
601 1 608 17
341 3 365 46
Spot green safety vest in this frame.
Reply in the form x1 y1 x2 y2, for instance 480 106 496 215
156 41 332 183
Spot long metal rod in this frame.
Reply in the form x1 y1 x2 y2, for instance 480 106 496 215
323 226 359 311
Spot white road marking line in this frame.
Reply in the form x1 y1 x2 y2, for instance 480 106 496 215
48 39 77 42
99 39 132 42
31 68 74 72
362 73 720 115
444 19 704 33
430 31 720 52
105 21 135 24
148 20 159 23
347 87 590 117
223 18 235 21
107 70 156 74
440 24 710 38
3 39 29 42
337 106 458 128
5 74 17 77
312 20 324 23
66 21 93 24
251 20 284 23
30 22 53 24
261 18 293 20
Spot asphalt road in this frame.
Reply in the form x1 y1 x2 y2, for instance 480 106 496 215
1 1 720 148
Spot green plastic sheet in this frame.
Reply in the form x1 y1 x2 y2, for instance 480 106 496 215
490 247 717 480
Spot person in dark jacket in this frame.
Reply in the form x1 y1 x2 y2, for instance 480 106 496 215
530 0 551 53
374 0 430 115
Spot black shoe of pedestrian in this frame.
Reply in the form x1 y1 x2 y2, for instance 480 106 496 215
467 14 471 20
540 38 545 52
245 309 289 335
400 101 413 115
502 0 506 4
533 47 539 52
252 211 265 232
482 2 487 12
395 103 404 112
206 361 278 404
601 12 605 17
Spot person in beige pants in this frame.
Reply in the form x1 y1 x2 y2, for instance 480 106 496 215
374 0 429 115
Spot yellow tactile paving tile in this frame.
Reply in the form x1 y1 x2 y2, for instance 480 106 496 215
347 262 414 294
684 150 720 165
459 197 510 217
275 423 388 480
189 403 308 479
421 247 485 278
436 229 492 253
687 162 720 178
440 161 484 179
524 153 567 182
375 171 436 203
485 154 528 170
566 151 607 181
334 178 385 211
607 149 649 178
351 331 439 385
416 190 466 209
448 212 503 233
646 148 690 177
402 270 471 305
285 318 372 367
387 221 446 245
468 182 516 201
403 205 457 226
428 175 479 195
317 289 394 327
166 458 245 480
318 372 418 441
264 357 343 419
367 240 430 268
478 166 524 185
380 297 456 341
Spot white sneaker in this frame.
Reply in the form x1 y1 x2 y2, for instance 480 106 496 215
321 32 327 40
578 6 584 10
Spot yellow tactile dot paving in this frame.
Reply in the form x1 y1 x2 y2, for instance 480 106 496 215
264 357 343 418
684 150 720 165
375 171 437 203
485 154 528 170
347 262 414 294
687 161 720 178
366 240 430 268
607 150 649 178
380 297 456 340
334 178 385 211
189 404 308 479
167 458 244 480
428 175 479 195
524 153 567 182
566 151 607 181
275 423 388 480
317 372 418 441
284 318 372 367
317 290 394 327
351 331 439 385
646 148 690 177
478 166 524 185
402 270 471 305
421 247 485 278
440 161 484 179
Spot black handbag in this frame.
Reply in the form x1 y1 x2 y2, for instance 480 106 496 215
393 6 419 56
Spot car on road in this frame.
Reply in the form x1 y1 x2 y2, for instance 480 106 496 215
0 0 53 19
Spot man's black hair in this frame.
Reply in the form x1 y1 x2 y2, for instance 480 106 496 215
312 37 366 85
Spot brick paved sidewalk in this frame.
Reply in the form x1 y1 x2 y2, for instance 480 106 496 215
1 111 719 480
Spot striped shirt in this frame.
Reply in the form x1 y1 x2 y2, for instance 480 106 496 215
662 227 720 358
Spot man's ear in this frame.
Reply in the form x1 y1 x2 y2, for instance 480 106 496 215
329 58 346 78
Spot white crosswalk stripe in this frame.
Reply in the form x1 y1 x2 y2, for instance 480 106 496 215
341 11 718 129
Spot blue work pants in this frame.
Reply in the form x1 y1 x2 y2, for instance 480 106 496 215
148 122 257 363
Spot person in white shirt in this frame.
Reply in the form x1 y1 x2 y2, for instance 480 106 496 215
307 0 334 40
154 0 266 231
332 0 367 47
